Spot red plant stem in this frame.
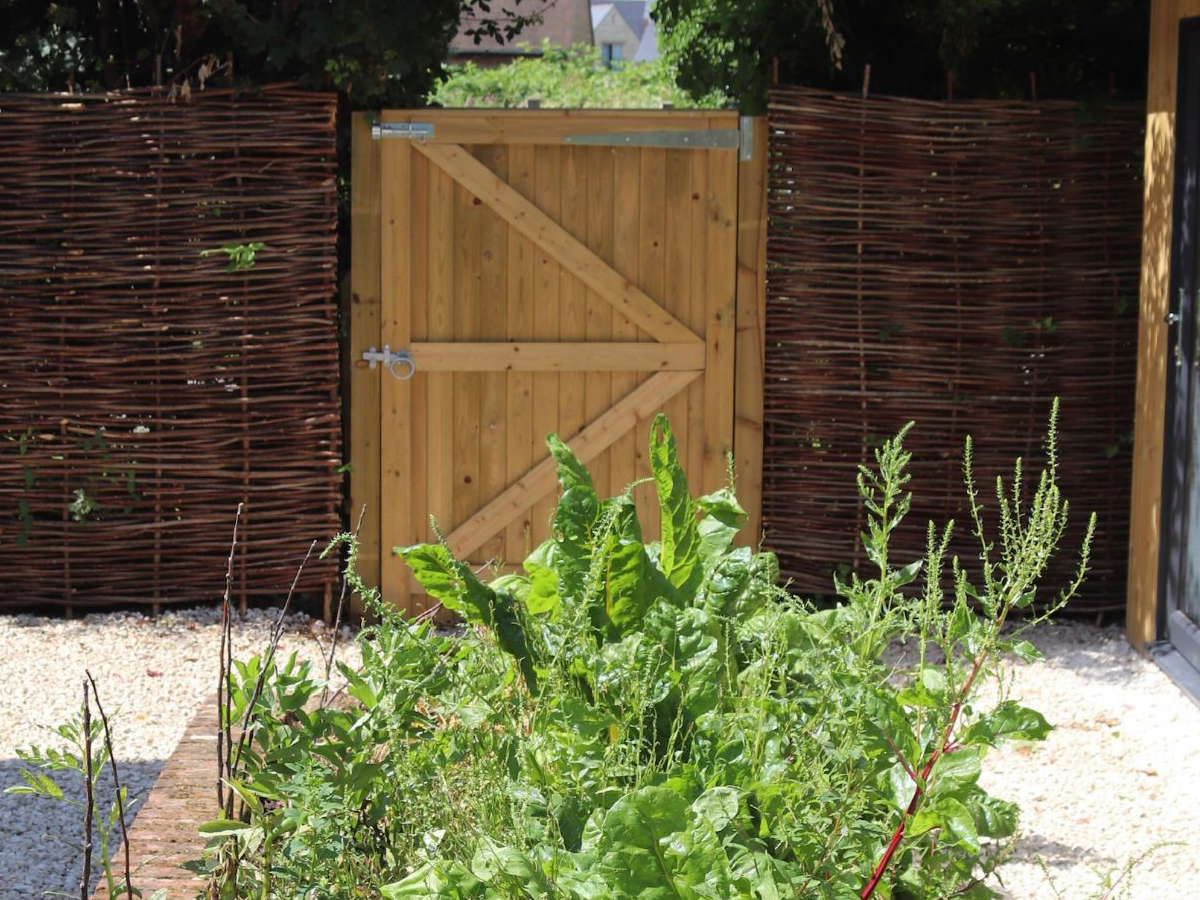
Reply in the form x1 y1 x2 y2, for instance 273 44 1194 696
860 649 988 900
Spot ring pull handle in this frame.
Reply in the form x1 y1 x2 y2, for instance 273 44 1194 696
388 353 416 380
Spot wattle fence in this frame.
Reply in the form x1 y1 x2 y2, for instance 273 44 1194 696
0 82 1145 617
762 86 1143 615
0 87 341 612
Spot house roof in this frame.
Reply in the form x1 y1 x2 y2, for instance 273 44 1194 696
450 0 594 57
591 2 650 41
633 15 658 61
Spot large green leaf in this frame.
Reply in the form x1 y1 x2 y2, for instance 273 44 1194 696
969 791 1019 838
552 487 601 603
548 432 597 496
644 603 725 716
382 861 486 899
696 489 746 564
469 837 553 896
396 543 491 623
601 498 673 634
929 745 984 798
596 785 735 900
396 543 539 694
650 415 703 597
961 701 1052 747
702 547 776 622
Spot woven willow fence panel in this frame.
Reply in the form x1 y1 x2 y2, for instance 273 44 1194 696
0 87 340 611
764 86 1142 615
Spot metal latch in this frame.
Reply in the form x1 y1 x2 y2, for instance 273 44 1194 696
361 345 416 380
371 122 435 141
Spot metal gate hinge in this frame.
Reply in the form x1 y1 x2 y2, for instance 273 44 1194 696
361 345 416 380
371 122 435 141
739 115 754 162
562 128 739 151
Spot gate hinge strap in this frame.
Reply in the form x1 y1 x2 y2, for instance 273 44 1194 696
372 122 435 141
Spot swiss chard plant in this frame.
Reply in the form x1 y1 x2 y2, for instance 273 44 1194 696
194 410 1092 900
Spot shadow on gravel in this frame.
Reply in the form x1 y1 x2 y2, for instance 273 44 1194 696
0 757 166 899
1010 834 1118 869
1027 627 1149 684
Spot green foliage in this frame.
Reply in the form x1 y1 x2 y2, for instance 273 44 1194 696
0 1 541 107
201 242 266 273
429 43 727 109
653 0 1148 113
190 410 1091 899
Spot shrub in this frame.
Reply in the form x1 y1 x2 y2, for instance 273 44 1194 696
429 42 727 110
195 410 1091 898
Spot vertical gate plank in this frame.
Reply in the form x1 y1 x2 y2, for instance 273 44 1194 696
704 148 738 495
664 148 694 487
687 151 710 489
560 148 589 457
379 137 413 613
349 113 381 611
735 118 768 547
637 148 668 536
452 177 482 537
611 148 642 499
530 146 562 547
478 145 509 565
504 145 536 564
410 151 430 555
586 147 615 499
426 154 455 580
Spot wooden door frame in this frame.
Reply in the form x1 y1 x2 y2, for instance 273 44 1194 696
1159 16 1200 674
347 111 767 614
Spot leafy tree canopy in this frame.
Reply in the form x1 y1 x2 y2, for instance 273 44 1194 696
653 0 1149 113
429 42 727 109
0 0 539 107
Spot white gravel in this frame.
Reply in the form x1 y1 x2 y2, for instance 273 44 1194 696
0 614 1195 899
981 623 1200 900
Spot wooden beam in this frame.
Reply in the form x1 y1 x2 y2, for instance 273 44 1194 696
380 109 739 146
702 148 738 494
348 112 382 613
1127 0 1200 650
414 142 702 345
443 370 700 559
734 118 768 550
379 137 414 614
403 341 706 372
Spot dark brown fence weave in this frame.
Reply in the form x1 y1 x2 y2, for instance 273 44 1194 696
764 86 1142 615
0 86 340 611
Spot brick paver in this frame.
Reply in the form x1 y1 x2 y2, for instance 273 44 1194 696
93 700 219 899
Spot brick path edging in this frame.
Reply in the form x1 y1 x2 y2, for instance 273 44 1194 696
92 699 217 899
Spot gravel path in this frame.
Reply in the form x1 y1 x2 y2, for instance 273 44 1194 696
0 614 1195 899
981 623 1200 900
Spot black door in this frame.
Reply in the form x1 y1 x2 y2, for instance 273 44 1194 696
1161 18 1200 675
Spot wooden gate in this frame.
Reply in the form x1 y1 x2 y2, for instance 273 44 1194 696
349 110 766 614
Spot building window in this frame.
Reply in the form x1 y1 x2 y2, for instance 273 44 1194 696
601 43 624 66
